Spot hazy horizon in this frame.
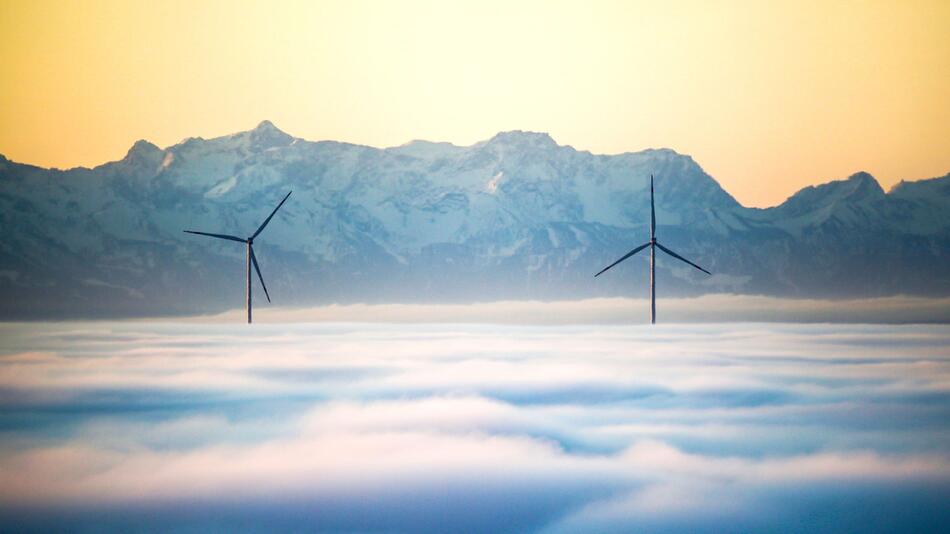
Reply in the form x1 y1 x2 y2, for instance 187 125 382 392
107 295 950 325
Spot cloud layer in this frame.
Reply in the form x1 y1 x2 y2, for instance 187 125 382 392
0 321 948 532
186 295 950 324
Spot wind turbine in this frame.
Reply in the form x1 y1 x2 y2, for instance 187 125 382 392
184 191 292 324
594 175 710 324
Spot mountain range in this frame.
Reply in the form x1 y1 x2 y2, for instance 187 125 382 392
1 121 948 319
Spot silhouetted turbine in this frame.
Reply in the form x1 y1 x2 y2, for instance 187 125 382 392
594 175 710 324
184 191 292 324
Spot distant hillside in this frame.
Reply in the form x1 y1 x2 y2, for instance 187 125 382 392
1 121 948 319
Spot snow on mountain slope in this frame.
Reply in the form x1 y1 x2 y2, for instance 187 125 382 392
0 122 947 318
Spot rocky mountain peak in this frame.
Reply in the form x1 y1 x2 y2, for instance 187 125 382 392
125 139 162 159
838 171 885 200
247 120 293 150
484 130 558 150
253 120 280 133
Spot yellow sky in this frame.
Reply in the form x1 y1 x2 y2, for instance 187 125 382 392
1 0 947 207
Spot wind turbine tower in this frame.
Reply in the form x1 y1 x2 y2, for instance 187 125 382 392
184 191 292 324
595 175 710 324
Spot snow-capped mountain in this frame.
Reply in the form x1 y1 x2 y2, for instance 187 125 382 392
1 121 948 318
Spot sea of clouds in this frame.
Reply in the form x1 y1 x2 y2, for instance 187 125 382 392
191 295 950 324
0 320 948 532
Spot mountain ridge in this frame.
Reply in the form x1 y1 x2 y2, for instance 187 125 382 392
0 122 947 319
7 122 933 210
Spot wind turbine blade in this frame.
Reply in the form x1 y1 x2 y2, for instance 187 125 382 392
650 174 656 239
655 242 711 275
183 230 244 243
251 190 292 239
249 246 271 303
594 242 651 277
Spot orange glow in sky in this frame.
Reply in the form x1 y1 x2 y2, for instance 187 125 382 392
0 0 947 206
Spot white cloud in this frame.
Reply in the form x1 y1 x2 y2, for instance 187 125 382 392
0 321 948 531
172 295 950 324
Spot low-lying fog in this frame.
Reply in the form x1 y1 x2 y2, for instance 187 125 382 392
0 318 948 532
